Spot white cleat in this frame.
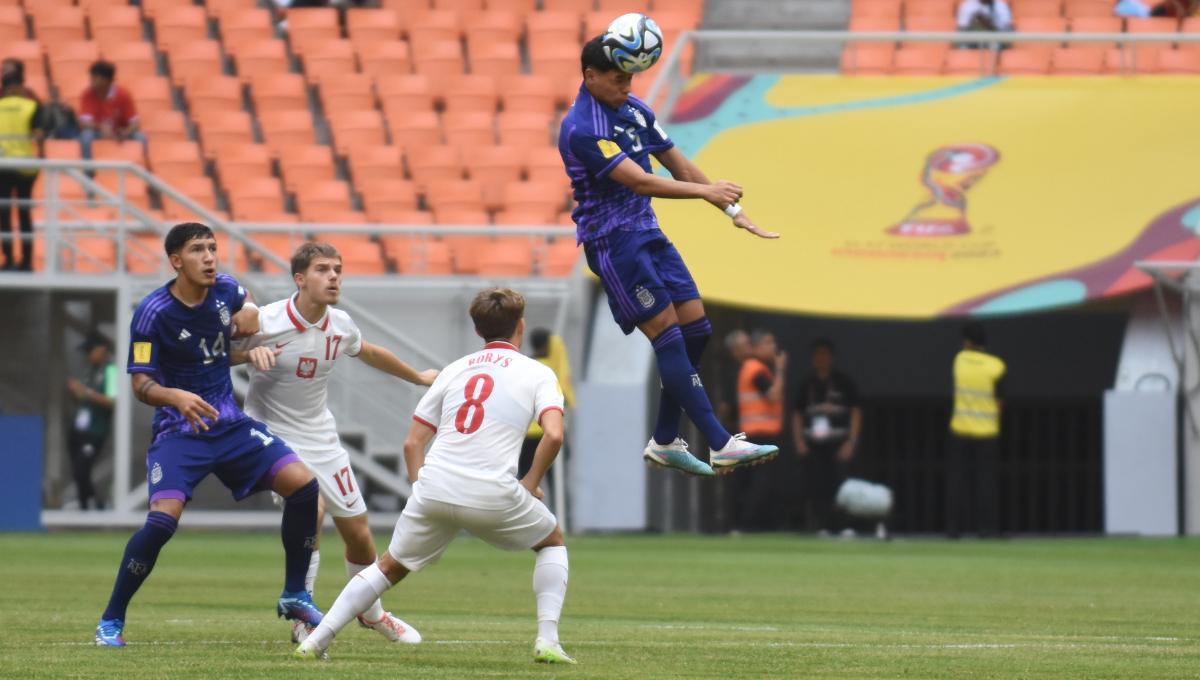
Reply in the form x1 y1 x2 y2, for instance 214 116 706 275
292 638 329 661
709 432 779 473
290 619 312 644
533 637 577 664
358 612 422 644
642 437 715 477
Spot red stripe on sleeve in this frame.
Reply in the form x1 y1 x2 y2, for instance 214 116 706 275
412 415 437 430
537 406 564 425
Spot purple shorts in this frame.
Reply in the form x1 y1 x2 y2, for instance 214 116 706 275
584 228 700 335
145 416 300 504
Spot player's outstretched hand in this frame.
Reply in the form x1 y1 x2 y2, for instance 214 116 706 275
417 368 439 386
247 346 282 371
733 212 779 239
170 389 219 431
705 180 743 208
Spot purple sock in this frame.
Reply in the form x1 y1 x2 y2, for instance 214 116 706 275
101 511 178 621
654 318 713 445
281 479 319 594
651 323 730 451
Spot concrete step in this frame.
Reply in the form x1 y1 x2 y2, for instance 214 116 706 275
698 0 850 72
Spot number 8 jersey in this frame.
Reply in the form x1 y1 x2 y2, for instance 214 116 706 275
411 340 564 510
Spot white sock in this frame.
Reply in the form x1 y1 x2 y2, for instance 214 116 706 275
309 563 392 649
345 559 386 622
305 550 320 596
532 546 568 644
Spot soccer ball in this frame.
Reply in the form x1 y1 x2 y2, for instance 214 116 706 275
602 13 664 74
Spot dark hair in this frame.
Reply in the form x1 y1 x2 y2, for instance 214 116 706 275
963 321 987 347
581 36 616 75
530 328 551 357
1 70 21 89
2 58 23 82
291 241 341 276
811 337 835 353
89 60 116 80
469 287 525 342
164 222 215 256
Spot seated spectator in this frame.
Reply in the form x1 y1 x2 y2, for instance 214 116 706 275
78 61 144 160
1 59 40 102
1149 0 1200 16
956 0 1014 31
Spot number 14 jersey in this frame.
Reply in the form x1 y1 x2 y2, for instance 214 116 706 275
412 341 563 510
240 295 363 461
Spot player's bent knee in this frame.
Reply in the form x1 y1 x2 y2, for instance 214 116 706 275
271 462 317 497
149 498 185 520
377 552 411 585
533 526 565 551
639 306 680 341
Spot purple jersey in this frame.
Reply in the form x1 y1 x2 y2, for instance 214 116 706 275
127 273 248 442
558 84 674 244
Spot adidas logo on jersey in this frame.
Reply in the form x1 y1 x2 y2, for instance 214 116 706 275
178 329 191 341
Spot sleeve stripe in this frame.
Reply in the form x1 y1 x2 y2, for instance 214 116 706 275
597 153 628 179
412 415 437 430
537 405 564 425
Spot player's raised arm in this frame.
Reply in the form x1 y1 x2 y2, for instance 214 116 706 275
652 147 779 239
355 340 438 386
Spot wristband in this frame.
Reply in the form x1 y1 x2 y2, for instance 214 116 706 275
724 203 743 218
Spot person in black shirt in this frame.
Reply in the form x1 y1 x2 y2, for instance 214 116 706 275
792 338 862 534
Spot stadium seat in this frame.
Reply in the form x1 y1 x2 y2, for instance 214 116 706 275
356 40 413 78
385 236 452 275
500 74 559 115
1156 48 1200 73
6 41 46 83
1016 17 1068 33
943 48 995 75
527 12 582 55
434 208 490 225
317 73 377 115
1125 17 1178 34
494 208 558 225
407 10 463 45
126 230 168 274
348 146 407 184
138 0 197 21
841 42 895 74
584 11 613 40
524 147 566 183
312 233 387 274
219 8 274 45
486 0 538 17
46 41 101 79
999 45 1052 73
851 0 903 19
497 112 553 147
31 6 87 46
205 0 258 18
258 109 317 152
105 42 159 80
227 177 287 220
412 39 466 80
1064 0 1116 18
300 39 358 85
539 236 579 276
1051 45 1105 73
229 39 290 82
346 8 403 43
467 146 527 211
160 175 219 220
359 178 419 218
165 40 225 86
889 44 949 74
45 139 83 160
407 145 465 187
425 179 485 212
1183 17 1200 35
443 75 499 113
435 0 487 10
465 10 523 46
542 0 593 12
372 209 433 229
0 6 24 43
1012 0 1063 20
246 232 306 273
849 16 902 31
213 142 274 186
470 42 522 79
389 110 444 150
194 110 256 158
185 76 244 115
249 73 310 113
1069 16 1122 34
286 7 341 47
148 140 205 177
477 240 535 277
327 110 388 155
154 6 209 47
905 16 956 31
295 179 355 221
904 0 956 18
278 144 337 191
139 109 190 144
376 74 435 113
503 181 566 218
89 6 143 46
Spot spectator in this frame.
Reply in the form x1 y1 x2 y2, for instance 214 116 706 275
0 67 46 271
66 331 118 510
517 328 575 501
957 0 1014 31
1 59 40 102
946 322 1006 538
792 338 861 535
729 330 787 531
78 61 144 160
716 330 752 430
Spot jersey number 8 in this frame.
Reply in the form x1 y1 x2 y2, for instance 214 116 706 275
454 374 494 435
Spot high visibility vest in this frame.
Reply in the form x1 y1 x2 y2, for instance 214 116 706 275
0 94 38 176
526 334 574 439
737 358 783 437
950 349 1006 438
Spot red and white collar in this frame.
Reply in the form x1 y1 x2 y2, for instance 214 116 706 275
286 294 330 333
484 341 518 351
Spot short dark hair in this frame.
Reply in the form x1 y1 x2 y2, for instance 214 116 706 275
581 36 616 75
469 287 525 342
1 70 21 89
164 222 215 256
963 322 987 347
89 60 116 80
530 327 551 357
811 337 835 353
291 241 341 276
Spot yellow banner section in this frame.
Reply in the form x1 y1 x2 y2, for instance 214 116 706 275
653 76 1200 318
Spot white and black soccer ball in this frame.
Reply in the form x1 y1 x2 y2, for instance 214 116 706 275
602 13 664 74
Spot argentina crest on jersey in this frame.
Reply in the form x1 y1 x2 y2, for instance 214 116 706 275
217 300 231 327
631 108 646 128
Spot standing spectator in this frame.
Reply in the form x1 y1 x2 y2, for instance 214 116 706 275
0 67 45 271
518 328 575 501
66 331 118 510
946 322 1006 538
78 61 144 160
792 338 862 535
957 0 1014 30
716 330 752 430
729 330 787 531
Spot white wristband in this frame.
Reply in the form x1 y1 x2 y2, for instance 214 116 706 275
724 203 743 218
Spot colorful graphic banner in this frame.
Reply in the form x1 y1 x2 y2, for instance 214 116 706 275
651 75 1200 318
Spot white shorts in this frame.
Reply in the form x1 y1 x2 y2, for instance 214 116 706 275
301 449 365 518
387 486 557 572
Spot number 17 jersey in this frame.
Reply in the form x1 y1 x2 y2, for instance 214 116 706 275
412 341 564 510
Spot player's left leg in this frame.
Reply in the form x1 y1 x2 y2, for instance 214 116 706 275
530 527 574 665
269 461 324 626
333 513 421 644
651 298 714 448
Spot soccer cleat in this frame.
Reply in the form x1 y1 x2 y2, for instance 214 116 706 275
94 618 126 647
358 612 422 644
277 590 324 627
533 637 577 665
293 639 329 661
709 433 779 472
290 619 312 644
642 437 715 477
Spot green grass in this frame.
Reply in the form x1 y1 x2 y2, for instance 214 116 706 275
3 531 1199 679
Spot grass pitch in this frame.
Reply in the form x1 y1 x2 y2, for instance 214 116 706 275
2 531 1198 679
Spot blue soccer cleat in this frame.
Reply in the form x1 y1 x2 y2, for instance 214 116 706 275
709 433 779 473
642 437 715 477
95 618 126 647
277 590 324 627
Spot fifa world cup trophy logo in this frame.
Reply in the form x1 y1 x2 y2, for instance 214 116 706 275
889 143 1000 237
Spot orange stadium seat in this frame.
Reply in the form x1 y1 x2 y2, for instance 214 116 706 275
905 15 956 31
528 12 582 55
347 8 403 43
348 146 406 183
412 39 466 79
160 175 219 220
377 74 436 111
386 237 452 275
359 178 419 217
213 142 274 184
407 10 463 44
497 112 553 147
6 41 46 82
89 6 143 46
357 41 413 79
148 140 205 177
278 144 337 191
312 234 386 274
389 110 444 150
501 74 559 115
477 241 535 277
327 110 388 155
407 144 464 186
999 45 1052 73
1064 0 1116 17
139 110 190 144
229 39 290 82
126 230 168 274
1051 45 1105 73
851 0 903 19
205 0 257 19
286 7 341 44
425 178 484 212
249 73 310 113
1012 1 1063 20
295 179 354 220
433 208 490 224
1069 16 1122 33
495 208 557 225
316 73 376 115
30 6 87 46
165 41 225 86
1126 17 1180 33
486 0 538 16
528 43 580 81
185 76 244 115
259 110 317 152
301 39 359 84
45 139 82 160
465 10 523 45
943 47 995 74
0 6 23 42
1015 16 1068 33
1183 17 1200 34
542 0 593 12
154 6 209 47
889 44 949 73
503 181 566 217
584 12 613 40
195 110 256 158
435 0 487 11
104 42 158 80
1157 48 1200 72
539 237 579 276
139 0 196 21
227 177 287 220
470 42 522 78
849 16 902 31
599 0 650 10
524 147 566 183
904 0 956 18
219 8 274 45
47 40 101 77
467 146 527 211
443 75 499 113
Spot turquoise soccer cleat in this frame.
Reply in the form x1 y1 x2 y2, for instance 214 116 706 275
642 437 715 476
709 433 779 472
277 590 324 627
95 618 126 647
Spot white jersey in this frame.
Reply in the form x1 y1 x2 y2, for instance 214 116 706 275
240 295 363 460
412 341 563 510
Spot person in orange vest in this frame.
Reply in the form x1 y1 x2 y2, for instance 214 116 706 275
792 338 862 535
729 330 787 531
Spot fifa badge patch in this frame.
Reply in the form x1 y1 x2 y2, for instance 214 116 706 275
597 139 622 159
133 342 152 364
635 285 656 309
150 462 163 485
